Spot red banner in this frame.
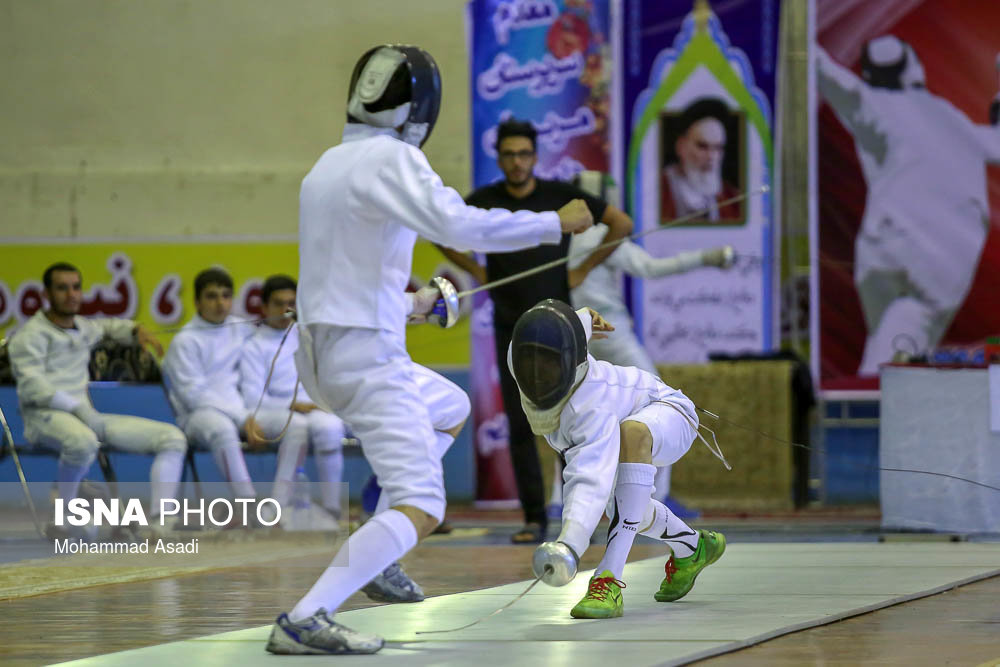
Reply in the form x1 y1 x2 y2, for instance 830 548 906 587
812 0 1000 392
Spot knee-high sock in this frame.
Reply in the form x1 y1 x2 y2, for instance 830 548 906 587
271 432 309 507
212 443 255 498
653 465 671 499
638 497 698 558
595 463 656 579
289 508 418 621
372 431 454 517
149 449 184 518
57 460 90 501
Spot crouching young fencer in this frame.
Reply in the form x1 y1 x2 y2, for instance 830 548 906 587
512 300 726 619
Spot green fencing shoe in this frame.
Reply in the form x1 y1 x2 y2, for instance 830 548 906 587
654 529 726 602
570 570 626 619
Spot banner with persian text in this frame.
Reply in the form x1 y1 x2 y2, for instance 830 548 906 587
0 240 470 367
622 0 780 363
468 0 613 505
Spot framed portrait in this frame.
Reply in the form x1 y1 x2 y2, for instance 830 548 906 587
659 97 745 226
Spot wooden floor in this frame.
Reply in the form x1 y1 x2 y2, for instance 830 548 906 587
3 515 999 666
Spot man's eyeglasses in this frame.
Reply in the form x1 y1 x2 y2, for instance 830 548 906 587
499 150 536 161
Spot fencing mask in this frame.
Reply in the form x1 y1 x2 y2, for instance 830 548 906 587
861 35 925 90
347 44 442 147
510 299 589 434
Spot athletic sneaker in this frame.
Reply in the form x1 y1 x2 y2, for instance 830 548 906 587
361 561 425 602
265 609 383 655
570 570 626 619
654 529 726 602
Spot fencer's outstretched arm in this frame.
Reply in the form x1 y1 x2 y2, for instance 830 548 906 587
612 242 710 278
364 143 590 252
556 409 622 559
816 46 874 136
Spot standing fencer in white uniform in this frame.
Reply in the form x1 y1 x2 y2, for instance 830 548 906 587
163 268 261 498
265 44 593 655
508 300 727 619
238 275 345 522
557 171 734 517
8 262 187 533
817 37 1000 375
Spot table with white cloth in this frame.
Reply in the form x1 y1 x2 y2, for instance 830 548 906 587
880 364 1000 534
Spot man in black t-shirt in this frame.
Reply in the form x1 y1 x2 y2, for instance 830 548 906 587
438 118 633 543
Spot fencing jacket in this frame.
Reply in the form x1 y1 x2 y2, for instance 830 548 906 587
8 311 136 412
239 324 312 411
297 124 563 337
162 315 255 427
510 308 696 553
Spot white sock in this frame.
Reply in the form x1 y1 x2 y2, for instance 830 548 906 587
638 498 698 558
271 434 308 507
212 443 256 498
595 462 655 579
289 508 418 621
149 450 184 518
57 460 90 500
653 466 671 499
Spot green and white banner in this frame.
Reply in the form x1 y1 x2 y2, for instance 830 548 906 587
620 0 780 362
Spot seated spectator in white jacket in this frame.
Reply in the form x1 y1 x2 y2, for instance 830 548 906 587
163 268 259 497
239 275 346 518
8 262 187 523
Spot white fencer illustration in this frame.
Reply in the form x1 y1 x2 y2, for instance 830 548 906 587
817 37 1000 376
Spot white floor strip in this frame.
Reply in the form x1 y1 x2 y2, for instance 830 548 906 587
57 542 1000 666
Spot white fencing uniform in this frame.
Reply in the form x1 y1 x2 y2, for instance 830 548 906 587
239 324 346 511
8 311 186 508
817 47 1000 374
295 124 562 521
508 309 699 558
163 315 257 494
